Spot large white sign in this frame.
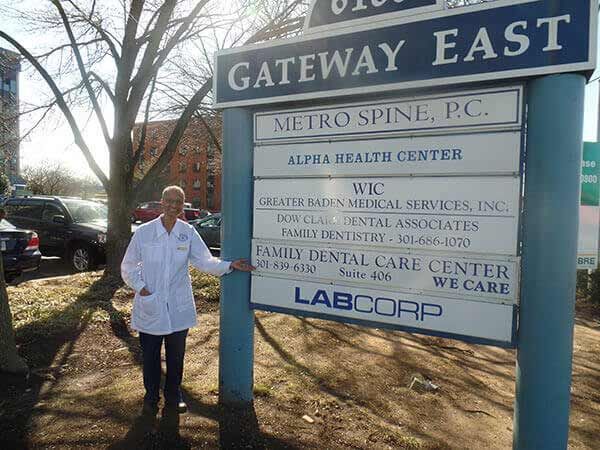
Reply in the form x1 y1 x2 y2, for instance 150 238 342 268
251 276 516 345
254 87 522 142
254 176 521 255
252 239 519 303
255 132 521 178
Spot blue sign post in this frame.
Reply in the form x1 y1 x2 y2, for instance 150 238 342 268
514 73 585 449
219 108 255 405
216 0 596 447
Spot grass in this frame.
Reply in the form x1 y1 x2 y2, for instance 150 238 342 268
9 268 220 345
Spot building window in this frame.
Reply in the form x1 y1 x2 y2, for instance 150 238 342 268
178 161 187 173
193 146 201 154
149 147 158 157
193 162 201 172
151 128 158 138
179 146 188 156
193 179 201 190
180 179 187 189
207 143 215 158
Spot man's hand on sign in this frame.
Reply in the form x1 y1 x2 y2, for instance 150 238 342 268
231 259 256 272
140 287 152 297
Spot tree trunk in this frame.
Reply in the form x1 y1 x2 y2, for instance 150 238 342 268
0 254 28 374
105 139 134 278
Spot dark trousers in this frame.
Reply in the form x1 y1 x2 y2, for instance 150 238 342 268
139 329 188 405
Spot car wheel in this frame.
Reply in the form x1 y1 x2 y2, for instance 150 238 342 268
70 245 95 272
4 273 17 283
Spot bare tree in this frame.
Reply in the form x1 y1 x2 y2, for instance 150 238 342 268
0 0 306 277
0 0 305 374
22 160 73 195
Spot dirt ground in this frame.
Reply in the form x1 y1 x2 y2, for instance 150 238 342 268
0 272 599 449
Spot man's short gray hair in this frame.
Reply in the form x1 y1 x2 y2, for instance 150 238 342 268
161 185 185 201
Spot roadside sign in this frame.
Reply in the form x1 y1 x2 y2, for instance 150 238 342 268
217 0 595 443
214 0 596 108
253 175 521 255
252 239 519 303
249 85 524 346
251 276 516 345
577 142 600 269
304 0 445 33
255 132 521 178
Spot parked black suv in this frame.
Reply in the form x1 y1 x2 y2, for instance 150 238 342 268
3 196 108 271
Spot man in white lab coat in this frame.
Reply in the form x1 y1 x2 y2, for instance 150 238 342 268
121 185 254 415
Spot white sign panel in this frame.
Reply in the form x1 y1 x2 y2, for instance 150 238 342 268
251 276 516 345
254 176 521 255
255 132 521 178
254 87 522 142
578 206 599 269
252 239 519 304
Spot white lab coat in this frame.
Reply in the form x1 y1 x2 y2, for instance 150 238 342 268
121 216 231 335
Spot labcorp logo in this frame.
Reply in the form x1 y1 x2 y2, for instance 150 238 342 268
294 286 443 322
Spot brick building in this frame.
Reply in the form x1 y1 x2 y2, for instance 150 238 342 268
0 48 21 180
132 116 222 211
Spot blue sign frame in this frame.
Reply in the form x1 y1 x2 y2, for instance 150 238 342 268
214 0 596 108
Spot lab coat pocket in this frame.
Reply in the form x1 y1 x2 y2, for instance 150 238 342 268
136 292 159 318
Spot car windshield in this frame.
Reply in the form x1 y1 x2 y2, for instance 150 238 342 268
62 200 108 223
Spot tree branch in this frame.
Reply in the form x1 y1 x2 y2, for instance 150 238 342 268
135 79 211 194
34 38 103 60
196 113 221 154
130 73 158 180
51 0 112 147
88 70 115 104
65 0 122 63
127 0 209 125
0 31 109 189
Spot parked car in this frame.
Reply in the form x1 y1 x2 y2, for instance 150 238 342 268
4 196 110 272
183 207 202 221
0 218 41 282
193 213 221 250
132 201 162 223
133 201 192 223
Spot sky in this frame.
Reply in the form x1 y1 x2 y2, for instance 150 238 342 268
5 2 600 182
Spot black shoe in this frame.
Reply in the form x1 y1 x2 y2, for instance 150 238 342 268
165 400 187 414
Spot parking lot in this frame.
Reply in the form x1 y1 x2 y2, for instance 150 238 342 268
14 257 73 284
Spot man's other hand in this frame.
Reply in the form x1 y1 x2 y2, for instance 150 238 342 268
231 259 256 272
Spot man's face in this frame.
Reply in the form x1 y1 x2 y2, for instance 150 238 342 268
161 191 184 219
